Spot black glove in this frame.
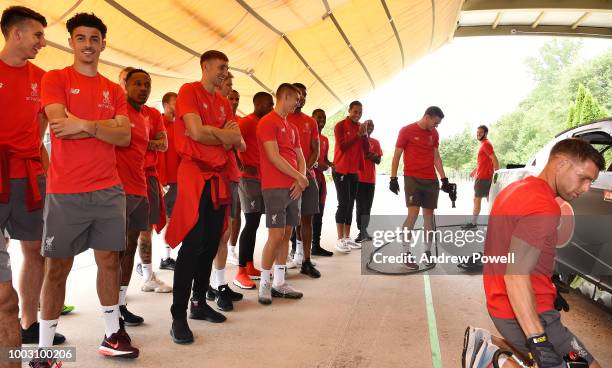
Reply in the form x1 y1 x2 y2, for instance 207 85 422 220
440 177 452 193
389 177 399 195
526 333 565 368
552 275 570 312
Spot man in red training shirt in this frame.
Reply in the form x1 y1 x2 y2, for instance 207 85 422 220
464 139 604 368
38 12 139 360
355 120 382 243
257 83 308 305
463 125 499 229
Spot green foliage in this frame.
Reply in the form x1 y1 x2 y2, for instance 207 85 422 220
566 83 609 128
439 125 478 170
444 39 611 169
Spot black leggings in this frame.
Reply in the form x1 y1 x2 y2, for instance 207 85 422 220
171 182 225 319
238 212 261 267
356 182 375 232
333 172 358 225
312 199 325 246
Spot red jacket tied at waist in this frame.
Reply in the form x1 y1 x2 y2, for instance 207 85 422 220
164 158 230 248
0 146 43 211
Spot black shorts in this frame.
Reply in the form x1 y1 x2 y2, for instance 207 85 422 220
163 183 177 218
474 179 492 198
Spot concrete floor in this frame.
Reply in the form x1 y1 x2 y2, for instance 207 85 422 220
7 177 612 367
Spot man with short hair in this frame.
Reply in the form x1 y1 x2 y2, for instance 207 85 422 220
0 5 66 350
233 91 274 289
116 68 154 327
465 138 605 368
166 50 244 344
157 91 179 269
311 108 334 257
288 83 321 278
37 12 139 361
355 120 382 243
257 83 308 305
463 125 499 229
332 101 369 253
200 72 244 311
390 106 450 269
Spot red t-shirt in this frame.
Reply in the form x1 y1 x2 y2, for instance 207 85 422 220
238 113 261 180
0 60 45 178
483 176 560 319
175 82 231 172
41 66 127 194
317 134 329 169
333 118 367 175
257 111 301 190
288 112 319 177
160 114 179 184
116 104 149 196
395 122 439 180
476 139 495 180
359 137 382 184
143 106 165 177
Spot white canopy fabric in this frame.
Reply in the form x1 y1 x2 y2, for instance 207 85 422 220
0 0 463 115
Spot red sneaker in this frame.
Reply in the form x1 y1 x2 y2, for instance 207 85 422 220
233 267 256 289
246 261 261 280
98 331 139 359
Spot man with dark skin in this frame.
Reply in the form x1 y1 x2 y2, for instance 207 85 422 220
311 108 334 256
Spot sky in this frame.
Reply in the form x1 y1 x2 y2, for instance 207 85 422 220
359 36 611 149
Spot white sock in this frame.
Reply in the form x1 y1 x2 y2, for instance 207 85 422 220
273 265 286 287
164 246 171 259
101 304 120 337
296 240 304 255
119 286 128 306
228 245 235 255
472 215 478 225
142 263 153 280
39 319 58 348
211 267 225 289
261 268 272 286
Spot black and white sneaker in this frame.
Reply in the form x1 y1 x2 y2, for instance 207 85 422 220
119 305 144 326
159 257 176 270
22 322 66 345
206 284 243 302
215 285 234 311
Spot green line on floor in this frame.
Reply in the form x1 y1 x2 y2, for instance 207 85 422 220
423 274 443 368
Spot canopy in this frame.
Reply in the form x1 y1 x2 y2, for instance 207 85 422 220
1 0 609 115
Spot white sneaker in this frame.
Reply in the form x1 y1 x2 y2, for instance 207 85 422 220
141 273 172 293
292 252 304 266
226 246 239 266
286 257 297 269
462 326 492 368
345 237 361 249
335 239 351 253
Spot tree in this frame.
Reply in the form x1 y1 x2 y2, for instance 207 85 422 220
525 39 582 86
567 83 609 128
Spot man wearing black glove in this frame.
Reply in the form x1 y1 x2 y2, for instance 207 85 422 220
390 106 447 269
482 139 603 367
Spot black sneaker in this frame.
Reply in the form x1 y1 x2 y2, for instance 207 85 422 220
28 356 62 367
97 331 139 358
119 305 144 326
22 322 66 345
461 223 478 230
159 257 176 270
354 233 364 243
189 298 226 323
311 245 333 257
170 319 193 344
300 260 321 278
207 284 243 303
215 284 234 311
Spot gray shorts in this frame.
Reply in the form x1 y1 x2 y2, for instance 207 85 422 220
146 176 161 226
404 176 440 209
42 185 127 258
262 189 299 228
230 181 241 218
239 178 264 214
0 235 11 283
491 310 594 365
163 183 177 218
126 195 149 232
300 176 320 216
474 179 492 198
0 177 45 241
